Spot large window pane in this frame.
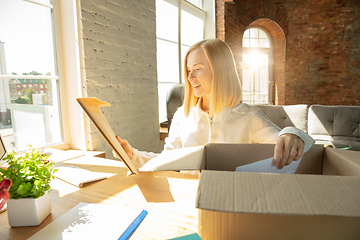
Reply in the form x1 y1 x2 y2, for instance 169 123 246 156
156 0 178 42
0 0 56 75
156 39 180 83
181 8 204 46
186 0 202 9
0 0 62 152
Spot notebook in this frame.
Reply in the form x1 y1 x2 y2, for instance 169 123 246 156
76 98 138 174
54 164 111 187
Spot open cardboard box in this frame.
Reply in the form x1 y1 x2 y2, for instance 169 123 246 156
76 98 360 239
196 144 360 240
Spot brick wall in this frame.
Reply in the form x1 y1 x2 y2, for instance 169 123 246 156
217 0 360 106
80 0 163 158
216 0 226 41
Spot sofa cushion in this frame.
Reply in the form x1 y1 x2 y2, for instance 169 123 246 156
308 105 360 138
332 137 360 151
312 136 360 151
254 104 308 132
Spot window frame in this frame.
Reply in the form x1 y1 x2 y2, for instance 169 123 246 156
53 0 90 150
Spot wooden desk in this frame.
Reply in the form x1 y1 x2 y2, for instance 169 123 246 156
0 156 200 239
160 126 168 141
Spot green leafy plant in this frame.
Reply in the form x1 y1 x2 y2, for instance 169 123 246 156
0 146 57 199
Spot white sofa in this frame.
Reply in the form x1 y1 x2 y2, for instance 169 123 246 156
255 104 360 151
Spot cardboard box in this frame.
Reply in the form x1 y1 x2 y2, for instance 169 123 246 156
196 144 360 240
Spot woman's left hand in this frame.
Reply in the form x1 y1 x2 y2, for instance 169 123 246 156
273 134 305 169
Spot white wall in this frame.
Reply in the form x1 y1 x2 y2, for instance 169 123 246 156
80 0 163 158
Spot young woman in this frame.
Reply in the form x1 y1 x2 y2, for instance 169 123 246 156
116 38 314 170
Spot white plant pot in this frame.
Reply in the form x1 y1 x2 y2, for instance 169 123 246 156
7 192 51 227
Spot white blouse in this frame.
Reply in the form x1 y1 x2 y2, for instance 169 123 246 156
132 102 315 169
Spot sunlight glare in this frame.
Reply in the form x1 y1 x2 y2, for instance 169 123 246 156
243 53 265 68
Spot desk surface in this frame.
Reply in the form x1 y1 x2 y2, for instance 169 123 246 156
0 155 200 240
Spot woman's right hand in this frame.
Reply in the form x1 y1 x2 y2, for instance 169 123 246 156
115 136 133 160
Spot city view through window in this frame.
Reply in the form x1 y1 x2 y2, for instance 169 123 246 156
0 0 62 153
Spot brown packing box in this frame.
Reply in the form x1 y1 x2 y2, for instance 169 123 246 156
196 144 360 240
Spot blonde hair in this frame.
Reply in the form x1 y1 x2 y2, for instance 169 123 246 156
183 38 242 117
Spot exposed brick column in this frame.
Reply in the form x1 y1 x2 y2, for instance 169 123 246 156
215 0 225 41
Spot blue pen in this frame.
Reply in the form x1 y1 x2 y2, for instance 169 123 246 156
118 210 148 240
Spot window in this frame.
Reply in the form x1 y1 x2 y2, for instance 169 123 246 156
156 0 206 123
243 28 270 48
241 27 273 104
0 0 88 153
186 0 202 8
0 0 63 152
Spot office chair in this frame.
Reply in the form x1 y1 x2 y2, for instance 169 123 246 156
166 83 185 130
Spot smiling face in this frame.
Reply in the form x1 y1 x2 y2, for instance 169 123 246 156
186 47 213 112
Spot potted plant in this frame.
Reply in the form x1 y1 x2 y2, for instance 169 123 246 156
0 146 57 227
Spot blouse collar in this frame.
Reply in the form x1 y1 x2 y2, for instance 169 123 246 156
193 100 234 123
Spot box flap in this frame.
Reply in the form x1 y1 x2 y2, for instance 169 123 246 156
140 146 205 171
196 170 360 217
324 148 360 176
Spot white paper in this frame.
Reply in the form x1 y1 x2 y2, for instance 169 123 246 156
236 157 302 174
45 148 85 163
28 203 143 240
